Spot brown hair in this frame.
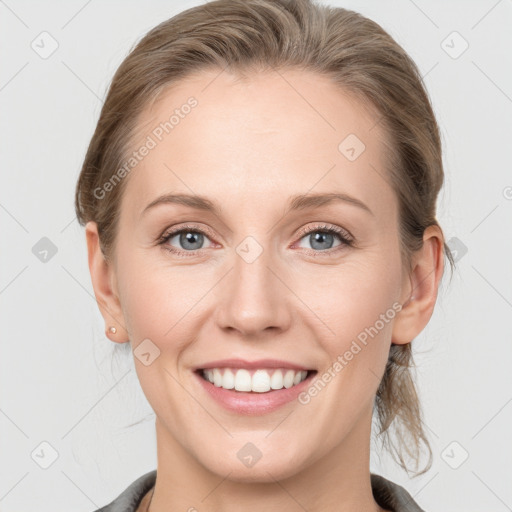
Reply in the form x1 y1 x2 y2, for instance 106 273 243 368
75 0 455 476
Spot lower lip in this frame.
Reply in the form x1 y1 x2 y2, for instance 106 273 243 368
194 370 317 415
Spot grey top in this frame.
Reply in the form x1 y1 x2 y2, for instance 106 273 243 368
92 470 426 512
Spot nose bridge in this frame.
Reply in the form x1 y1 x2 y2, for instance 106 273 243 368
216 235 290 335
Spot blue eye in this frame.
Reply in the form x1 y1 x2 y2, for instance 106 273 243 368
158 224 215 256
295 224 354 255
158 223 354 257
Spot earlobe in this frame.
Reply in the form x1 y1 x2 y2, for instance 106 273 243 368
391 225 445 345
85 221 129 343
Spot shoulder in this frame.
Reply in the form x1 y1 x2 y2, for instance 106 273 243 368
371 473 427 512
90 470 157 512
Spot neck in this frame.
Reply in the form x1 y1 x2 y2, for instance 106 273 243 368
149 406 384 512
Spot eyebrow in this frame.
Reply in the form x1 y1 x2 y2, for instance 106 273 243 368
142 192 373 217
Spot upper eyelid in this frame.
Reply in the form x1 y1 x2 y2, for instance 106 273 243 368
160 223 216 242
295 223 352 240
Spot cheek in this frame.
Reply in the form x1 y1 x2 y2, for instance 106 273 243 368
301 249 402 357
116 247 217 347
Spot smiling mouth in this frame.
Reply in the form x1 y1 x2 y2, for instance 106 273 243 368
196 368 317 393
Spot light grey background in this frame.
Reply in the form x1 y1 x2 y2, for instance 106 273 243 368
1 0 511 510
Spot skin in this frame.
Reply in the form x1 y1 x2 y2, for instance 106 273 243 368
86 68 444 512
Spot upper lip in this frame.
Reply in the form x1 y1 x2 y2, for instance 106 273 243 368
195 358 315 371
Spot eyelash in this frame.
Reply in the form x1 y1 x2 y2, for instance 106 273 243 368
157 223 354 258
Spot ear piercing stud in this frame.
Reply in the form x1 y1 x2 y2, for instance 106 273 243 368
108 326 117 334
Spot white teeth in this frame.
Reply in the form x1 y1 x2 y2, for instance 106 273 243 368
213 368 223 387
252 370 271 393
234 369 252 392
222 368 235 389
283 369 295 389
202 368 309 393
270 370 283 390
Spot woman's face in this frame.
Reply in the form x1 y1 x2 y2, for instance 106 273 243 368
101 68 413 481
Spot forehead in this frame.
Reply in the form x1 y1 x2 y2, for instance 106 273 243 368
121 67 396 223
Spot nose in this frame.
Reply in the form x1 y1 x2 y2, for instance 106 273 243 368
214 244 292 337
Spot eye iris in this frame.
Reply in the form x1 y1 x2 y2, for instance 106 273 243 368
180 231 204 250
310 231 334 250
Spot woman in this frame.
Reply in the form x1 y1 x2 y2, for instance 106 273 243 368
75 0 454 510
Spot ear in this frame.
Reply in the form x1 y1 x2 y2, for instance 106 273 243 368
392 225 445 345
85 221 129 343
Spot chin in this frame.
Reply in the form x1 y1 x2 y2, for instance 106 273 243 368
200 450 307 484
